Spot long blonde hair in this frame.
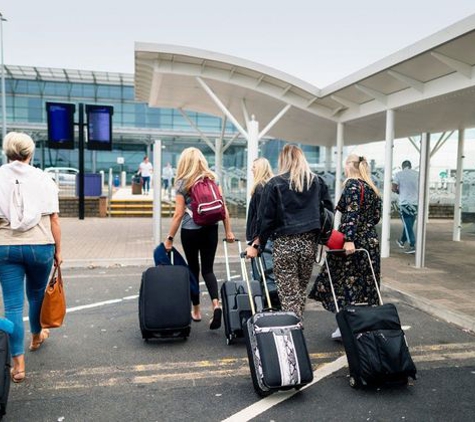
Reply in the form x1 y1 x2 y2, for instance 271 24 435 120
344 154 380 196
175 147 217 191
278 144 314 192
251 158 273 196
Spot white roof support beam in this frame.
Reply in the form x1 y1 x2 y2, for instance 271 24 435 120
196 76 249 141
387 70 425 93
331 95 359 111
430 131 454 158
430 52 473 79
355 84 388 105
241 99 251 131
177 108 215 152
408 136 420 153
258 104 291 140
222 132 240 154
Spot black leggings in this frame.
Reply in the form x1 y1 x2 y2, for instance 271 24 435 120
181 225 219 306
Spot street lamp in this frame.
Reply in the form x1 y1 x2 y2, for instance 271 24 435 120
0 12 6 164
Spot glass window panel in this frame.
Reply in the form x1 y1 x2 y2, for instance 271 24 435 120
123 86 134 100
26 81 41 95
97 85 110 99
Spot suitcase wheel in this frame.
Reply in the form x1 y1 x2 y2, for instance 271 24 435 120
226 334 236 345
349 376 358 388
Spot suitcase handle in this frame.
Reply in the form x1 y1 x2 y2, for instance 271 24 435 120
222 238 242 281
324 248 383 313
239 251 274 315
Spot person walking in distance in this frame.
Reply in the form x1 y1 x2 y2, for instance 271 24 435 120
164 147 235 329
162 162 174 199
0 132 62 383
392 160 419 254
138 156 153 195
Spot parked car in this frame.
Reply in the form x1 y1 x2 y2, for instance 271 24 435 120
44 167 79 186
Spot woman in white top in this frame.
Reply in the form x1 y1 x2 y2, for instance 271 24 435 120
0 132 62 383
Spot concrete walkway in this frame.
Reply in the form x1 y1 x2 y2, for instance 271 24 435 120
60 212 475 334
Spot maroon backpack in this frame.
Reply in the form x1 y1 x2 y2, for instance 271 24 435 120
189 177 226 226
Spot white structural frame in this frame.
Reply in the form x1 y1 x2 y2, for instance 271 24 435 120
135 13 475 268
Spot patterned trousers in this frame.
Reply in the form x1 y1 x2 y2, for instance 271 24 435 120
273 232 317 319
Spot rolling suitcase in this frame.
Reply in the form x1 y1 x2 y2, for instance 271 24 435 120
243 253 314 396
139 251 191 340
324 248 417 388
221 239 264 345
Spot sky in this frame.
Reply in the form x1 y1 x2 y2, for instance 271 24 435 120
2 0 475 175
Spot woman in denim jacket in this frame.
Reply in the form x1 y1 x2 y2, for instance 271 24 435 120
246 144 333 319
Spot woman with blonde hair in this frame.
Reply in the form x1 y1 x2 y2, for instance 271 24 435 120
246 144 333 319
309 154 382 339
246 157 274 245
164 147 234 329
0 132 62 383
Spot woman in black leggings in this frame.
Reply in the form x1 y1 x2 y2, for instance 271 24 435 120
164 147 234 329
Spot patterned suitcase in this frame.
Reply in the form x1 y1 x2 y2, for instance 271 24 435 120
325 248 417 388
242 254 313 396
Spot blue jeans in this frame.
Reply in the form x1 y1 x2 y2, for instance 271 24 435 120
0 244 54 356
142 176 150 192
400 206 417 247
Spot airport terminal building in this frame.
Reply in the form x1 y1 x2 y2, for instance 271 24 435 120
0 64 320 180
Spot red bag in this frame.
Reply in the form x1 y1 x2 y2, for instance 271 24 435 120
326 229 345 250
189 177 226 226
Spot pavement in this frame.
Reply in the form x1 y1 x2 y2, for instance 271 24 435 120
60 187 475 334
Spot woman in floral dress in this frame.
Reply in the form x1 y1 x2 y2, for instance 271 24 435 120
309 154 382 339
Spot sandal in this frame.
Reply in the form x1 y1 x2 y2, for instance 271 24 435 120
29 329 50 352
11 369 26 384
209 308 222 330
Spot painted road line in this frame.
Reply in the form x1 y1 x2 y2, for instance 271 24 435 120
221 356 348 422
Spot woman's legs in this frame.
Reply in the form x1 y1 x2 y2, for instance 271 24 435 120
199 225 219 303
0 246 27 357
273 234 315 319
23 245 54 336
181 228 202 318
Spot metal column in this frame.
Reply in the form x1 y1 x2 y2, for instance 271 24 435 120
381 109 395 258
453 129 465 241
415 133 430 268
247 118 259 205
153 139 162 246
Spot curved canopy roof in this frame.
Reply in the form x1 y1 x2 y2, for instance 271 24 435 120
135 14 475 147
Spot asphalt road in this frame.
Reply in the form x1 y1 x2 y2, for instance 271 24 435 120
6 264 475 422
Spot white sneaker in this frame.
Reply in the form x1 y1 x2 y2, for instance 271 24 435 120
396 239 405 249
331 327 342 340
405 247 416 254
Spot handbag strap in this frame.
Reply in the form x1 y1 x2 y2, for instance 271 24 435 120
49 265 62 287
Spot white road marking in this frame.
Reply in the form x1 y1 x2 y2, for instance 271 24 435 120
221 356 348 422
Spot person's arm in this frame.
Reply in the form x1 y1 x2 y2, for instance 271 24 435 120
50 213 62 265
164 194 186 251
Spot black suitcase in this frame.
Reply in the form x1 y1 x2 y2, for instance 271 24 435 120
0 330 10 420
325 248 417 388
139 259 191 340
221 240 263 345
243 254 314 396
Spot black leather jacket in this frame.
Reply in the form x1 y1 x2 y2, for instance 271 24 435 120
257 173 333 246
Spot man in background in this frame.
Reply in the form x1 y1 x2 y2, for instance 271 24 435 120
138 156 153 195
392 160 419 254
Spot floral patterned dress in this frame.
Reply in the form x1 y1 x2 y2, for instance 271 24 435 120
314 178 382 312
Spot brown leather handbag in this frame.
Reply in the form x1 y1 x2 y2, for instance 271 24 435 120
40 265 66 328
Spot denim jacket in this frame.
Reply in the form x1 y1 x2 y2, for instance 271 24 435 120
257 173 333 246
